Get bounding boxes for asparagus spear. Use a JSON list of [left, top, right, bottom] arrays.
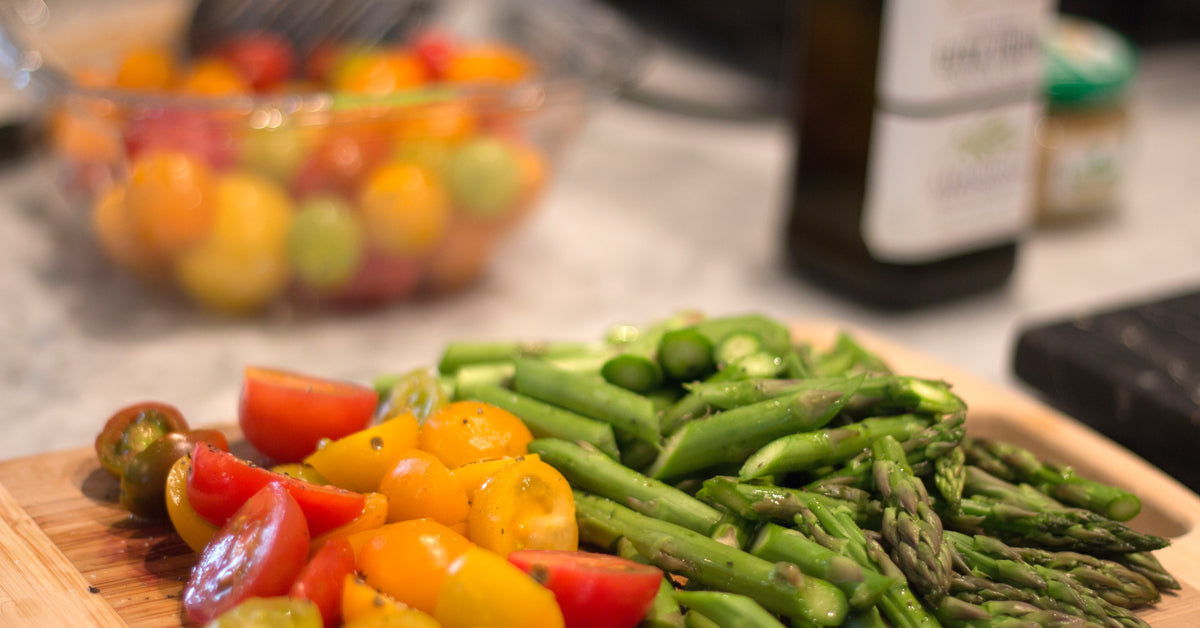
[[658, 352, 786, 436], [804, 412, 966, 490], [1116, 551, 1180, 592], [810, 331, 893, 377], [945, 531, 1146, 628], [513, 357, 662, 450], [460, 385, 620, 459], [792, 501, 942, 628], [437, 339, 603, 374], [690, 314, 795, 360], [573, 491, 850, 626], [872, 436, 956, 605], [936, 446, 967, 512], [696, 476, 880, 528], [600, 312, 704, 393], [672, 591, 788, 628], [649, 378, 863, 481], [749, 522, 900, 609], [962, 438, 1141, 522], [965, 533, 1160, 609], [686, 375, 964, 416], [738, 413, 929, 481], [936, 597, 1094, 628], [528, 437, 726, 536], [947, 467, 1169, 554], [658, 328, 716, 382]]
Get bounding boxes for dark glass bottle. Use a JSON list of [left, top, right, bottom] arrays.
[[784, 0, 1050, 309]]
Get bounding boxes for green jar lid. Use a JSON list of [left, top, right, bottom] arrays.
[[1043, 16, 1137, 108]]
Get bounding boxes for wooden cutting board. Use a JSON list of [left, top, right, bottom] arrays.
[[2, 322, 1199, 627]]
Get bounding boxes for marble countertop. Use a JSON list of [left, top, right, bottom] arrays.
[[2, 43, 1199, 462]]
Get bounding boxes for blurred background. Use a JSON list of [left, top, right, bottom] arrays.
[[1, 0, 1199, 494]]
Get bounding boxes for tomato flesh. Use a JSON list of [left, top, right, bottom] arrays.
[[187, 443, 366, 536], [94, 401, 190, 478], [238, 366, 378, 463], [290, 536, 357, 628], [184, 482, 311, 624], [507, 550, 663, 628]]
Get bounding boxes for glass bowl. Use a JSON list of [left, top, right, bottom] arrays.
[[0, 0, 643, 314]]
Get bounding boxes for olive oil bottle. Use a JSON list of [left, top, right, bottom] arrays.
[[784, 0, 1054, 309]]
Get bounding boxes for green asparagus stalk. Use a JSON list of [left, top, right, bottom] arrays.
[[810, 331, 893, 377], [528, 437, 726, 536], [690, 314, 795, 360], [945, 531, 1145, 628], [935, 597, 1092, 628], [686, 375, 963, 416], [872, 436, 956, 605], [460, 385, 620, 459], [696, 476, 880, 528], [658, 328, 716, 382], [683, 610, 722, 628], [513, 358, 662, 450], [448, 352, 612, 393], [672, 591, 787, 628], [966, 533, 1160, 609], [1115, 551, 1180, 592], [804, 412, 966, 490], [573, 491, 849, 626], [749, 522, 901, 609], [738, 413, 929, 481], [962, 438, 1141, 522], [437, 339, 604, 374], [949, 467, 1169, 554], [658, 352, 787, 436], [601, 312, 704, 393], [936, 446, 967, 512], [792, 501, 942, 628], [649, 378, 862, 481]]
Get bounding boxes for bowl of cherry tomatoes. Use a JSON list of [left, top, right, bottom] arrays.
[[0, 0, 642, 314]]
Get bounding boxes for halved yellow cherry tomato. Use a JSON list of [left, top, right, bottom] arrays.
[[311, 491, 389, 553], [466, 457, 577, 556], [165, 454, 219, 553], [304, 413, 420, 493], [341, 573, 409, 624], [357, 518, 474, 615], [378, 450, 469, 526], [418, 400, 532, 469], [450, 453, 540, 501], [343, 607, 442, 628], [433, 545, 564, 628]]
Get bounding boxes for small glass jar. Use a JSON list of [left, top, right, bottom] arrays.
[[1035, 16, 1137, 225]]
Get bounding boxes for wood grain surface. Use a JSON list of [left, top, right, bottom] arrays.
[[1, 322, 1198, 626]]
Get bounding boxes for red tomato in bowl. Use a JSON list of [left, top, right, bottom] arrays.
[[183, 482, 310, 624], [123, 110, 237, 170], [507, 550, 663, 628], [187, 443, 365, 536], [238, 366, 378, 462], [214, 30, 297, 92]]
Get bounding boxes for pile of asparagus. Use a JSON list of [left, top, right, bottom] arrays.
[[431, 312, 1178, 628]]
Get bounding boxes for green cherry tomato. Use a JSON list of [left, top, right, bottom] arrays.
[[95, 401, 190, 478], [120, 429, 230, 520], [374, 367, 450, 423], [445, 136, 522, 217], [203, 596, 323, 628], [286, 196, 366, 291]]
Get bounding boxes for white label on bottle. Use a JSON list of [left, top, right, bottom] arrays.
[[862, 101, 1039, 263], [878, 0, 1053, 106]]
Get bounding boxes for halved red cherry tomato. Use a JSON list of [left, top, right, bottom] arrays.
[[119, 429, 228, 520], [183, 482, 311, 624], [187, 443, 366, 536], [507, 549, 663, 628], [238, 366, 378, 463], [290, 536, 357, 628], [94, 401, 190, 478]]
